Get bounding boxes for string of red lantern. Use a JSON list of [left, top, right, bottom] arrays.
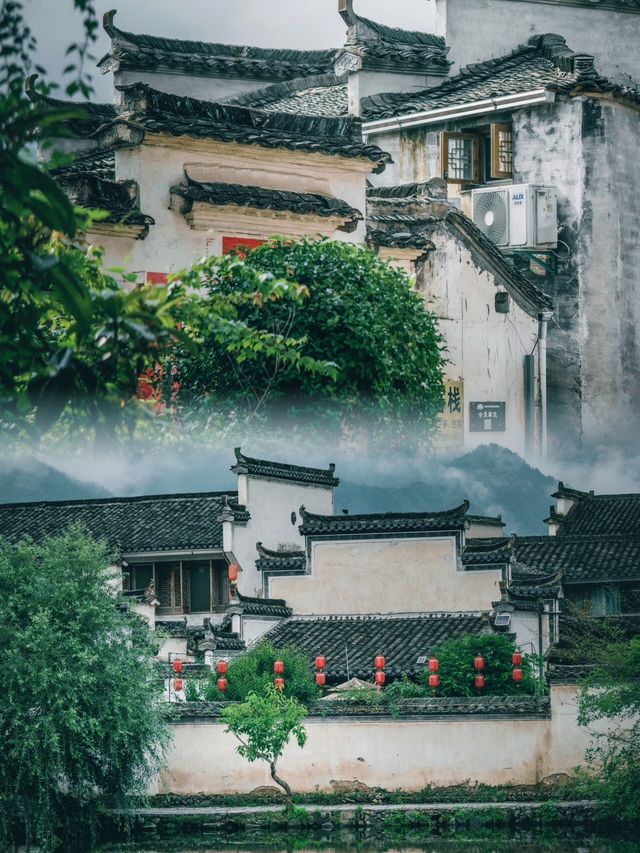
[[374, 655, 386, 687], [428, 657, 440, 693], [217, 660, 228, 693], [315, 655, 326, 687], [274, 660, 285, 691]]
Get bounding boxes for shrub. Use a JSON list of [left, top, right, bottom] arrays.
[[205, 642, 318, 703], [423, 633, 536, 697]]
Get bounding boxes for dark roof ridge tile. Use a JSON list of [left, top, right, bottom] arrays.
[[232, 447, 339, 487], [300, 500, 471, 525], [225, 73, 347, 109], [0, 489, 240, 511]]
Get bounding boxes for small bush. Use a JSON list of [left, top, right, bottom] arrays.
[[424, 633, 536, 697], [205, 642, 318, 703]]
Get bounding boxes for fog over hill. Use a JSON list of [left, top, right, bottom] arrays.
[[1, 444, 559, 535]]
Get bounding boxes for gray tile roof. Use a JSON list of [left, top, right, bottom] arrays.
[[262, 612, 489, 679], [231, 448, 339, 488], [299, 501, 471, 536], [552, 491, 640, 537], [58, 172, 154, 234], [0, 492, 248, 553], [25, 76, 116, 137], [361, 33, 640, 122], [235, 592, 292, 619], [102, 10, 338, 81], [111, 83, 391, 173], [52, 147, 116, 181], [226, 74, 349, 118], [170, 177, 362, 232], [513, 535, 640, 584], [462, 537, 512, 567], [367, 227, 435, 253], [255, 543, 306, 574]]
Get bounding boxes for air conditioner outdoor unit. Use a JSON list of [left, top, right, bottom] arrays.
[[472, 184, 557, 249]]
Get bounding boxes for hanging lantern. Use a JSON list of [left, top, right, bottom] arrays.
[[428, 673, 440, 690], [374, 670, 386, 687], [217, 660, 228, 675], [172, 660, 183, 674], [512, 651, 522, 666], [475, 674, 486, 690], [274, 677, 285, 691], [474, 656, 485, 671], [428, 658, 439, 673], [274, 660, 284, 675], [374, 655, 385, 670], [512, 667, 523, 684], [315, 655, 326, 670], [217, 677, 228, 693], [174, 678, 183, 692], [315, 672, 326, 687], [228, 563, 239, 583]]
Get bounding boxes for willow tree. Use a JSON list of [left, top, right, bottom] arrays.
[[0, 525, 170, 851]]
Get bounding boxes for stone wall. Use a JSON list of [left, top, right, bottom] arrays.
[[152, 686, 606, 795]]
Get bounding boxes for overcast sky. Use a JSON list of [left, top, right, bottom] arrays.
[[25, 0, 437, 102]]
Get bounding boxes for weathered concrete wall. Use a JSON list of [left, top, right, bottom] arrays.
[[233, 476, 333, 598], [418, 222, 540, 457], [578, 99, 640, 447], [435, 0, 640, 83], [269, 536, 501, 614], [153, 685, 603, 794]]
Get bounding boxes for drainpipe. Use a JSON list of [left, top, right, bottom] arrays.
[[537, 311, 553, 461]]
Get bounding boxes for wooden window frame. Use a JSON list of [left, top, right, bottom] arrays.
[[439, 131, 482, 184], [490, 122, 514, 179]]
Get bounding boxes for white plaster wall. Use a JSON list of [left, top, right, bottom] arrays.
[[93, 136, 370, 275], [242, 615, 283, 646], [419, 225, 540, 457], [113, 69, 271, 103], [269, 537, 501, 615], [434, 0, 640, 83], [510, 610, 541, 656], [153, 684, 613, 794], [232, 477, 334, 598]]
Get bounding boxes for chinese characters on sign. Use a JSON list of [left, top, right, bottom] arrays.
[[469, 401, 506, 432], [434, 380, 465, 449]]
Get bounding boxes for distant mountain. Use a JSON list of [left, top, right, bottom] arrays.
[[0, 444, 555, 535], [0, 456, 110, 504], [336, 444, 556, 535]]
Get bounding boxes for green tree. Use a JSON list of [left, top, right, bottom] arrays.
[[577, 634, 640, 821], [170, 239, 446, 444], [0, 524, 171, 851], [205, 641, 318, 704], [221, 685, 307, 811], [426, 633, 536, 697]]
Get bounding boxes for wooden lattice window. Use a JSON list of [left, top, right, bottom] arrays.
[[491, 123, 514, 179], [439, 132, 481, 184]]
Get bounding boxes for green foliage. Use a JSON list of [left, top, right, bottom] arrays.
[[170, 238, 446, 444], [578, 635, 640, 822], [0, 524, 171, 851], [221, 685, 307, 806], [205, 642, 318, 704], [426, 633, 536, 697]]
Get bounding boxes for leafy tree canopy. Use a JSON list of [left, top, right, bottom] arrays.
[[0, 524, 171, 851], [170, 239, 446, 444]]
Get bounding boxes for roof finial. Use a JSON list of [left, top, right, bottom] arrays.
[[103, 9, 118, 39], [338, 0, 357, 26]]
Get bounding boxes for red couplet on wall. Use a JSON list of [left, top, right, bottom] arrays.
[[146, 271, 169, 285], [222, 237, 264, 256]]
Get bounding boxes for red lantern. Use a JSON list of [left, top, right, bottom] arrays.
[[512, 651, 522, 666], [217, 677, 228, 693], [315, 656, 326, 670], [274, 660, 284, 675], [274, 677, 285, 691], [174, 678, 183, 691], [512, 667, 523, 684], [428, 673, 440, 690], [228, 563, 239, 583], [172, 660, 183, 674], [428, 658, 439, 673], [474, 656, 485, 671], [217, 660, 228, 675], [374, 655, 385, 670], [374, 670, 386, 686], [475, 674, 486, 690], [315, 672, 326, 687]]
